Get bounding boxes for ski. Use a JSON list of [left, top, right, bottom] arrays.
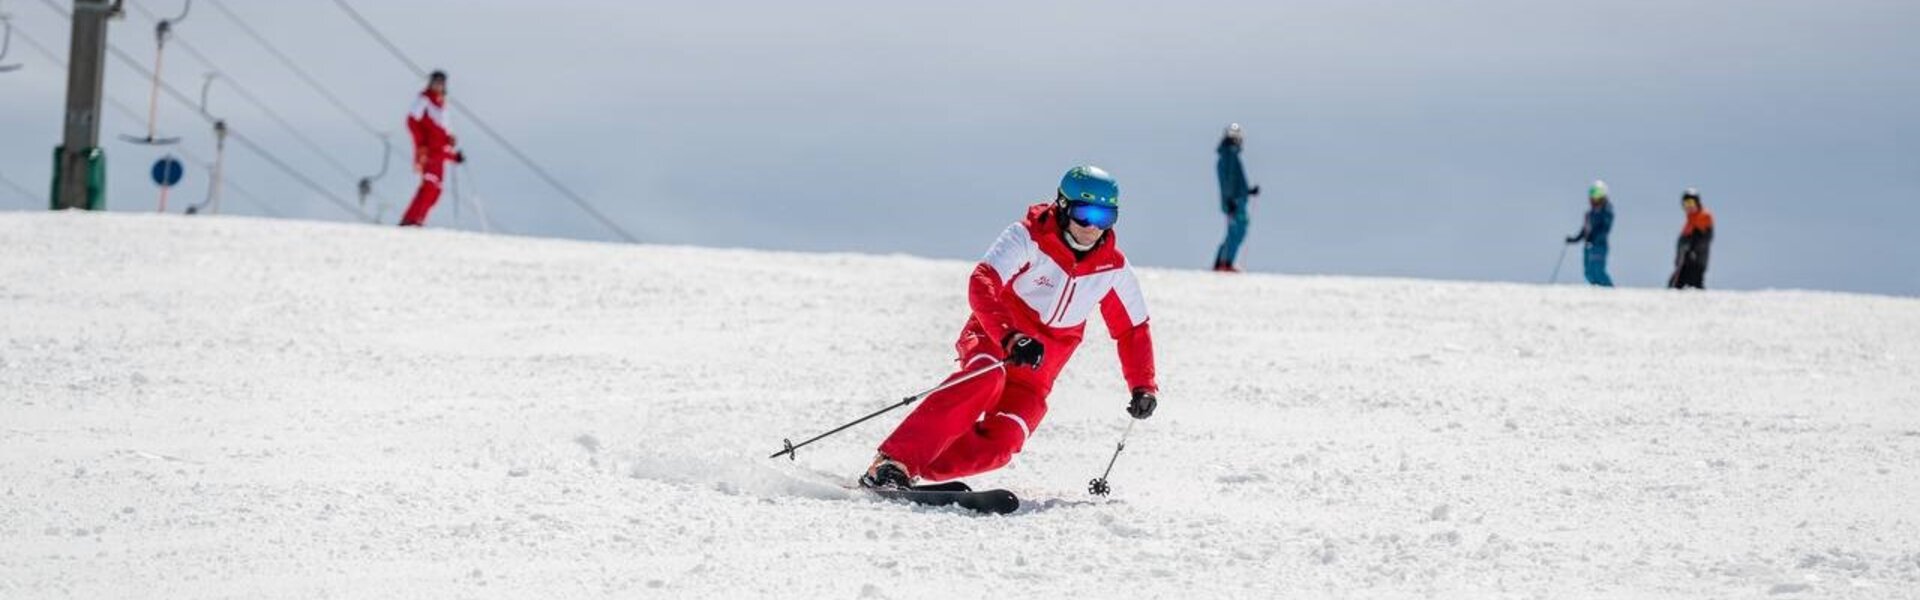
[[904, 481, 971, 493], [837, 480, 971, 494], [866, 486, 1019, 515]]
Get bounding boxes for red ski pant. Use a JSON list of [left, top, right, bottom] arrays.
[[400, 159, 446, 226], [878, 321, 1072, 482]]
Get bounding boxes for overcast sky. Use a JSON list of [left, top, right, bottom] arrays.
[[3, 0, 1915, 295]]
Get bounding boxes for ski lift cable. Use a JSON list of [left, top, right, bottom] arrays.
[[327, 0, 642, 243], [2, 12, 63, 66], [123, 1, 364, 184], [200, 0, 382, 137], [97, 40, 375, 222], [325, 0, 425, 76], [20, 1, 178, 138], [29, 0, 179, 144], [197, 0, 395, 199], [11, 23, 174, 133], [37, 0, 385, 223], [9, 18, 287, 218], [224, 128, 371, 222], [36, 0, 365, 220], [127, 3, 399, 212], [0, 170, 38, 206], [11, 19, 175, 148]]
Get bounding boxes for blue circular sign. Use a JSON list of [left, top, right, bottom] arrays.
[[151, 156, 185, 187]]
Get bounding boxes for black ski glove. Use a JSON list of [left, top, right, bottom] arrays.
[[1248, 185, 1261, 197], [452, 151, 467, 164], [1565, 235, 1579, 244], [1003, 332, 1045, 370], [1127, 388, 1157, 419]]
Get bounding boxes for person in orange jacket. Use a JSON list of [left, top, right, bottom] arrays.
[[1668, 188, 1714, 289]]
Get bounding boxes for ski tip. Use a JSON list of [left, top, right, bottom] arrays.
[[985, 491, 1020, 515], [968, 489, 1020, 515]]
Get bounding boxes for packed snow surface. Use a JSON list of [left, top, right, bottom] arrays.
[[3, 212, 1918, 598]]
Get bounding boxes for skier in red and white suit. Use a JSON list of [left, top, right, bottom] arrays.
[[400, 70, 464, 227], [862, 166, 1159, 488]]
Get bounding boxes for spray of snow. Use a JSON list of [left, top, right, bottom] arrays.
[[617, 448, 853, 501]]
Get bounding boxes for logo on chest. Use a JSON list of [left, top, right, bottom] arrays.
[[1031, 275, 1058, 289]]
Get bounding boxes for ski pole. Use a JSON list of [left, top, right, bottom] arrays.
[[1087, 419, 1135, 496], [457, 163, 494, 233], [450, 159, 461, 223], [1549, 242, 1572, 284], [770, 358, 1006, 460]]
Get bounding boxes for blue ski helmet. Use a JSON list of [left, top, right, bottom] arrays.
[[1059, 165, 1119, 208]]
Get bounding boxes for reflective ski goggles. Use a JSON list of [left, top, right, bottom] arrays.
[[1065, 201, 1119, 230]]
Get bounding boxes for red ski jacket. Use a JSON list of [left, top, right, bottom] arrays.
[[406, 89, 456, 166], [969, 203, 1158, 393]]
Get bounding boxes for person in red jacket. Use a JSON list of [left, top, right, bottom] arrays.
[[400, 70, 465, 227], [861, 166, 1160, 489]]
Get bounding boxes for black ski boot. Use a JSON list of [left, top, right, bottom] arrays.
[[859, 456, 913, 490]]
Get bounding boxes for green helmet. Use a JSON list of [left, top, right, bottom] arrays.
[[1588, 179, 1609, 201]]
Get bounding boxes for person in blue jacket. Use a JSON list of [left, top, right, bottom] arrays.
[[1564, 179, 1615, 287], [1213, 123, 1260, 272]]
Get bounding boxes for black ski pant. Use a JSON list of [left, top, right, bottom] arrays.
[[1670, 261, 1707, 289]]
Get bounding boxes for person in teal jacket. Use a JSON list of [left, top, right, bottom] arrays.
[[1564, 180, 1615, 287], [1213, 123, 1260, 272]]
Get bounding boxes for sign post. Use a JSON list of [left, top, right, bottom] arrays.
[[151, 154, 184, 212]]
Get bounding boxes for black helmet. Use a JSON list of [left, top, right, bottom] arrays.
[[1681, 187, 1701, 203]]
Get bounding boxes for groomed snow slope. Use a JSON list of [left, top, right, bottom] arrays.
[[2, 212, 1917, 598]]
